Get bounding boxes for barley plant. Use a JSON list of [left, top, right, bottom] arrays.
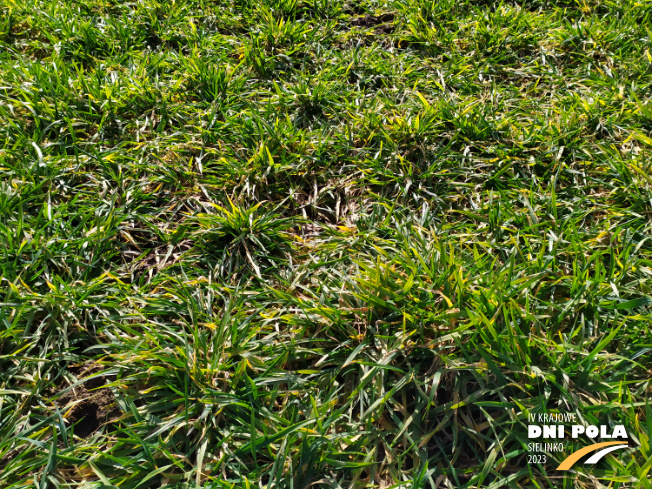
[[1, 0, 651, 487]]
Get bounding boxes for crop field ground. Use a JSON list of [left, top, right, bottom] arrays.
[[1, 0, 652, 487]]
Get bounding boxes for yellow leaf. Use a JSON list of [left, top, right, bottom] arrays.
[[415, 90, 430, 108], [337, 226, 356, 233]]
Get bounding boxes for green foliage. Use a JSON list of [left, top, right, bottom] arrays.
[[191, 200, 296, 276], [1, 0, 652, 487]]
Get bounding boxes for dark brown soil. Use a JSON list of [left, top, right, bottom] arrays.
[[56, 364, 120, 438], [373, 23, 395, 35], [0, 447, 21, 471], [350, 13, 395, 28]]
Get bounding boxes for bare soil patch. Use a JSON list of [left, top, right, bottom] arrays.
[[56, 364, 120, 438]]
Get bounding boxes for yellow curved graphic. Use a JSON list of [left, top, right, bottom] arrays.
[[556, 441, 625, 470]]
